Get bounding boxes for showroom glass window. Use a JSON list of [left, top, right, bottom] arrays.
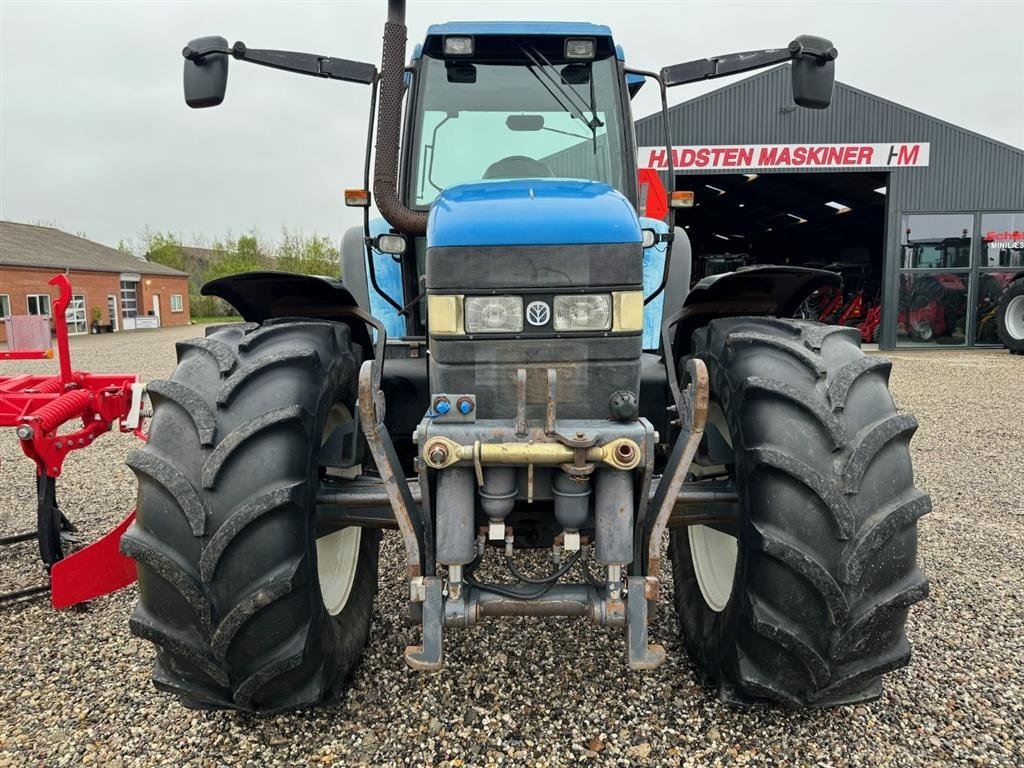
[[975, 211, 1024, 345], [898, 214, 972, 346]]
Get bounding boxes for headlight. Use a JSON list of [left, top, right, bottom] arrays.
[[465, 296, 523, 333], [553, 294, 611, 331]]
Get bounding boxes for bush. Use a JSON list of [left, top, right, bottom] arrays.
[[189, 294, 234, 318]]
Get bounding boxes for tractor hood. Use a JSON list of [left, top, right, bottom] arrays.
[[426, 179, 642, 248]]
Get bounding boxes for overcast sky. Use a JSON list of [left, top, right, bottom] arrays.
[[1, 0, 1022, 251]]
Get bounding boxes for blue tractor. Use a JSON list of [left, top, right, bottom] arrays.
[[124, 1, 930, 712]]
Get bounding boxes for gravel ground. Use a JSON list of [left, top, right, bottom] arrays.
[[1, 328, 1021, 767]]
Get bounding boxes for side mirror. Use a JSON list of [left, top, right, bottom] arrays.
[[790, 35, 835, 109], [183, 36, 229, 108]]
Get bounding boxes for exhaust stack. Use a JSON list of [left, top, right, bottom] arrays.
[[373, 0, 429, 235]]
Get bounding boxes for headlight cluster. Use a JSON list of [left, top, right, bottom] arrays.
[[428, 291, 643, 336], [465, 296, 523, 333], [553, 295, 611, 331]]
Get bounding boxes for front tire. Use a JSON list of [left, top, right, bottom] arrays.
[[670, 317, 930, 707], [123, 320, 379, 713], [996, 278, 1024, 354]]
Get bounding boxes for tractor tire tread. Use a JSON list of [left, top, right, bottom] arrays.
[[724, 331, 828, 377], [746, 598, 831, 687], [145, 379, 217, 446], [670, 317, 929, 707], [216, 348, 321, 407], [175, 337, 238, 375], [842, 414, 919, 493], [747, 447, 855, 539], [743, 375, 846, 448], [827, 357, 892, 411], [200, 404, 309, 490], [125, 450, 206, 536], [839, 492, 931, 583], [752, 521, 849, 625], [832, 569, 930, 660], [120, 526, 211, 633], [209, 560, 301, 661], [129, 605, 228, 687], [198, 482, 302, 582], [127, 319, 375, 713]]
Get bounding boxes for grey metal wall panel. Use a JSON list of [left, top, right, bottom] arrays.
[[635, 65, 1024, 348]]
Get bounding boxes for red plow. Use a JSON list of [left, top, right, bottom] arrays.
[[1, 274, 143, 607]]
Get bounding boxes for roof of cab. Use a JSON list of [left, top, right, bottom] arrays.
[[424, 21, 613, 38], [415, 22, 621, 61]]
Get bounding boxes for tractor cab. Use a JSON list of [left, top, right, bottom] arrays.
[[407, 23, 634, 208]]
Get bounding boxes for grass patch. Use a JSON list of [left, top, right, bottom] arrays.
[[191, 316, 242, 325]]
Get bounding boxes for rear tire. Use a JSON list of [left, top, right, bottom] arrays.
[[996, 278, 1024, 354], [670, 317, 930, 707], [123, 319, 379, 713]]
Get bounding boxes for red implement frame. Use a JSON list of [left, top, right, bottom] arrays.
[[0, 274, 143, 607]]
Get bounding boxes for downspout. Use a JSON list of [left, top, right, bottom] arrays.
[[373, 0, 429, 235]]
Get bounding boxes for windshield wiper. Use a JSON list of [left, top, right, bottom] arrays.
[[519, 45, 603, 155]]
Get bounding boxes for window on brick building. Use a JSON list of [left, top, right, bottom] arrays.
[[0, 294, 10, 319], [170, 294, 183, 313], [120, 281, 138, 319], [27, 294, 52, 316]]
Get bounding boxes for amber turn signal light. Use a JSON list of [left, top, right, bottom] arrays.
[[344, 188, 371, 207], [670, 191, 695, 208]]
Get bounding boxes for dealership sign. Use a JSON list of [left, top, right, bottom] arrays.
[[638, 143, 930, 171]]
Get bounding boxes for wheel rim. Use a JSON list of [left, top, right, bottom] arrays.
[[914, 321, 933, 341], [316, 404, 361, 617], [317, 527, 362, 616], [1006, 295, 1024, 340], [689, 403, 739, 613]]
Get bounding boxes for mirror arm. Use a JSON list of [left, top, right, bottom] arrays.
[[661, 39, 837, 87], [182, 41, 376, 85]]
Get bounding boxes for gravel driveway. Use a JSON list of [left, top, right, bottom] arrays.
[[1, 327, 1021, 767]]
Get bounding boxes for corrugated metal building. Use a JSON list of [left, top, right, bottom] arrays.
[[632, 65, 1024, 349]]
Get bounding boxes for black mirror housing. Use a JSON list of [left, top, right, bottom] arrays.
[[184, 36, 229, 108], [790, 35, 836, 109]]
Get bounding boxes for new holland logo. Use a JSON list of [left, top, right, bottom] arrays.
[[526, 301, 550, 327]]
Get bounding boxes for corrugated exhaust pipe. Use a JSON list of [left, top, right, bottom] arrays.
[[373, 0, 429, 235]]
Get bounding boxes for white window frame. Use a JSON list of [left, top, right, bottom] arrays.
[[27, 293, 52, 316], [170, 294, 184, 313], [120, 280, 138, 319], [0, 294, 10, 319]]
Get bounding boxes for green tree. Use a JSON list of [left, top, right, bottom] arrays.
[[143, 231, 186, 272], [204, 231, 271, 282], [276, 227, 340, 277]]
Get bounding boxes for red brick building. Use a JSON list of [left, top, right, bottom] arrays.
[[0, 221, 190, 344]]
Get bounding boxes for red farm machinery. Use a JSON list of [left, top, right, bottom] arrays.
[[1, 274, 143, 606]]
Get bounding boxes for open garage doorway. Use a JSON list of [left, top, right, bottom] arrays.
[[675, 170, 888, 340]]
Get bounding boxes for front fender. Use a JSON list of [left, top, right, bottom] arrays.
[[202, 271, 373, 353], [667, 265, 841, 357]]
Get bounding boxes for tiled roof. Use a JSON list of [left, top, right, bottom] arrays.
[[0, 221, 188, 277]]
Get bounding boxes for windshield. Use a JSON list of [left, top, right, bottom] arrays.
[[409, 50, 627, 207]]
